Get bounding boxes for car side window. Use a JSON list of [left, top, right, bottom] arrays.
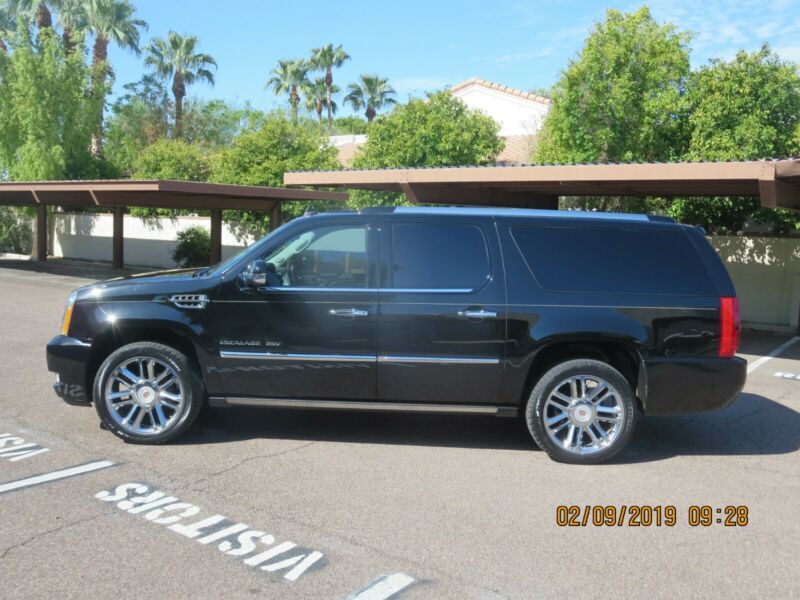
[[260, 225, 368, 288], [390, 223, 490, 290]]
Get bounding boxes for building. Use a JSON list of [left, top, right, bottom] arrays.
[[331, 78, 551, 166]]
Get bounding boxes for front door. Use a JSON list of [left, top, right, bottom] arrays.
[[212, 220, 378, 400], [376, 218, 506, 405]]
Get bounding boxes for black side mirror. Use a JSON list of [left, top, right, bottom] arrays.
[[239, 259, 270, 288]]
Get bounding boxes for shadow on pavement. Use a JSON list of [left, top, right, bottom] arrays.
[[184, 392, 800, 463]]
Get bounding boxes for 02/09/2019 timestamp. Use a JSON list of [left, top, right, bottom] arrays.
[[555, 505, 749, 527]]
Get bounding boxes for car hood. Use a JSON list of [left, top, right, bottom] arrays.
[[75, 267, 217, 302]]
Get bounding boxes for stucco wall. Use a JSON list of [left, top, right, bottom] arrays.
[[52, 213, 253, 269], [709, 236, 800, 330]]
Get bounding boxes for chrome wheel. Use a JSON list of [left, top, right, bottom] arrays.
[[103, 356, 185, 436], [543, 375, 625, 455]]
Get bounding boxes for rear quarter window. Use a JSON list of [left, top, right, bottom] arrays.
[[510, 225, 716, 296]]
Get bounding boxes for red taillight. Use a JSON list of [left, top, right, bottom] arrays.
[[719, 296, 740, 358]]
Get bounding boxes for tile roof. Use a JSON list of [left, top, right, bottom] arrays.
[[450, 77, 551, 105]]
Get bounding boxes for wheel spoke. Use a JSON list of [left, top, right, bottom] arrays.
[[155, 405, 167, 428], [546, 412, 569, 426], [563, 424, 576, 448], [592, 422, 609, 441], [596, 405, 620, 415], [116, 367, 139, 385], [585, 425, 600, 445], [159, 377, 178, 392], [154, 369, 172, 385], [587, 384, 608, 403], [569, 379, 578, 400], [146, 360, 156, 381], [113, 400, 134, 409], [107, 390, 131, 401], [596, 415, 621, 423], [551, 391, 572, 406], [132, 406, 146, 429], [122, 405, 138, 426]]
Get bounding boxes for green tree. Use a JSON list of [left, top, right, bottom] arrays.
[[0, 20, 100, 180], [132, 138, 208, 181], [348, 91, 503, 207], [670, 45, 800, 233], [344, 74, 397, 122], [4, 0, 53, 29], [182, 99, 266, 147], [266, 58, 310, 125], [332, 115, 368, 135], [303, 76, 338, 124], [145, 31, 216, 139], [209, 113, 340, 233], [309, 43, 349, 130], [80, 0, 146, 156], [0, 4, 14, 51], [533, 7, 691, 212], [105, 74, 172, 172], [128, 138, 209, 220]]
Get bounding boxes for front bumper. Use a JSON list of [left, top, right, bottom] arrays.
[[47, 335, 92, 405], [642, 356, 747, 415]]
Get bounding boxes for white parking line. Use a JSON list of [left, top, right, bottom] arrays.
[[0, 460, 115, 494], [346, 573, 416, 600], [747, 336, 800, 374]]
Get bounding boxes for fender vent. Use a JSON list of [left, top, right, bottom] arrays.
[[169, 294, 209, 309]]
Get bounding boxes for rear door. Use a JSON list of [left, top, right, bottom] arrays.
[[376, 217, 506, 405]]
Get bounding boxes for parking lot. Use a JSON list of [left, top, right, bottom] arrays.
[[1, 258, 799, 599]]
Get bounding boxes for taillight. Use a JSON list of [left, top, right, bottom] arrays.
[[719, 296, 740, 358]]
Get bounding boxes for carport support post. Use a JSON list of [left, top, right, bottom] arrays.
[[112, 206, 124, 269], [36, 205, 47, 261], [210, 208, 222, 264], [270, 202, 283, 232]]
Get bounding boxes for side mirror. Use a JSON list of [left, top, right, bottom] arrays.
[[239, 259, 269, 288]]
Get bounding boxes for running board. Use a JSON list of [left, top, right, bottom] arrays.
[[208, 396, 518, 417]]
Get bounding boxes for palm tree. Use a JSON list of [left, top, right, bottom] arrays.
[[56, 0, 86, 53], [4, 0, 53, 28], [304, 77, 338, 124], [344, 75, 397, 123], [266, 59, 310, 125], [81, 0, 146, 156], [145, 31, 217, 139], [309, 43, 349, 130]]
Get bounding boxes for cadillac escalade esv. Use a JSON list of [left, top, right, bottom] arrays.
[[46, 207, 746, 464]]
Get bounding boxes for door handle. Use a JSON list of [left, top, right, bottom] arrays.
[[329, 308, 369, 318], [457, 309, 498, 320]]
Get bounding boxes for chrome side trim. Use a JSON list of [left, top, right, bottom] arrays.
[[378, 355, 500, 365], [220, 351, 376, 362], [209, 396, 501, 414], [255, 287, 474, 294]]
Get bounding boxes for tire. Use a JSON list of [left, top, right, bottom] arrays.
[[93, 342, 204, 444], [525, 359, 637, 465]]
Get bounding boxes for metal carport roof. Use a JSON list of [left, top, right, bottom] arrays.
[[284, 159, 800, 211]]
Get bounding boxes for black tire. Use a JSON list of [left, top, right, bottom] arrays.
[[525, 359, 637, 465], [93, 342, 204, 444]]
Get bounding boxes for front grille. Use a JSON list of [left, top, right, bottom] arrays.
[[169, 294, 209, 310]]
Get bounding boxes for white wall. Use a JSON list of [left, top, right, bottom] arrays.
[[709, 236, 800, 330], [52, 213, 254, 269], [451, 85, 550, 136]]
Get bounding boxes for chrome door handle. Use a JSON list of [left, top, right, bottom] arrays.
[[329, 308, 369, 318], [457, 309, 498, 320]]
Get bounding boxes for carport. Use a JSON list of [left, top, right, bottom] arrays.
[[0, 180, 348, 268], [284, 158, 800, 211]]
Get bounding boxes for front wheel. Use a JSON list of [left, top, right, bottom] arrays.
[[525, 359, 638, 464], [94, 342, 204, 444]]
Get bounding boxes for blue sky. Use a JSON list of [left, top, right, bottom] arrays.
[[105, 0, 800, 116]]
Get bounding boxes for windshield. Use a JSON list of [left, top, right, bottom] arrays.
[[200, 220, 294, 278]]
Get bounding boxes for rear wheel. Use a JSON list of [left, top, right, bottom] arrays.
[[525, 359, 637, 464], [93, 342, 204, 444]]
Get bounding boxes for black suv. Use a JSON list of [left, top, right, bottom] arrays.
[[47, 207, 746, 464]]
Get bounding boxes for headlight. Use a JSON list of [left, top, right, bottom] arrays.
[[60, 291, 78, 336]]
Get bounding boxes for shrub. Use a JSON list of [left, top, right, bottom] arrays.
[[0, 207, 34, 254], [171, 226, 211, 268]]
